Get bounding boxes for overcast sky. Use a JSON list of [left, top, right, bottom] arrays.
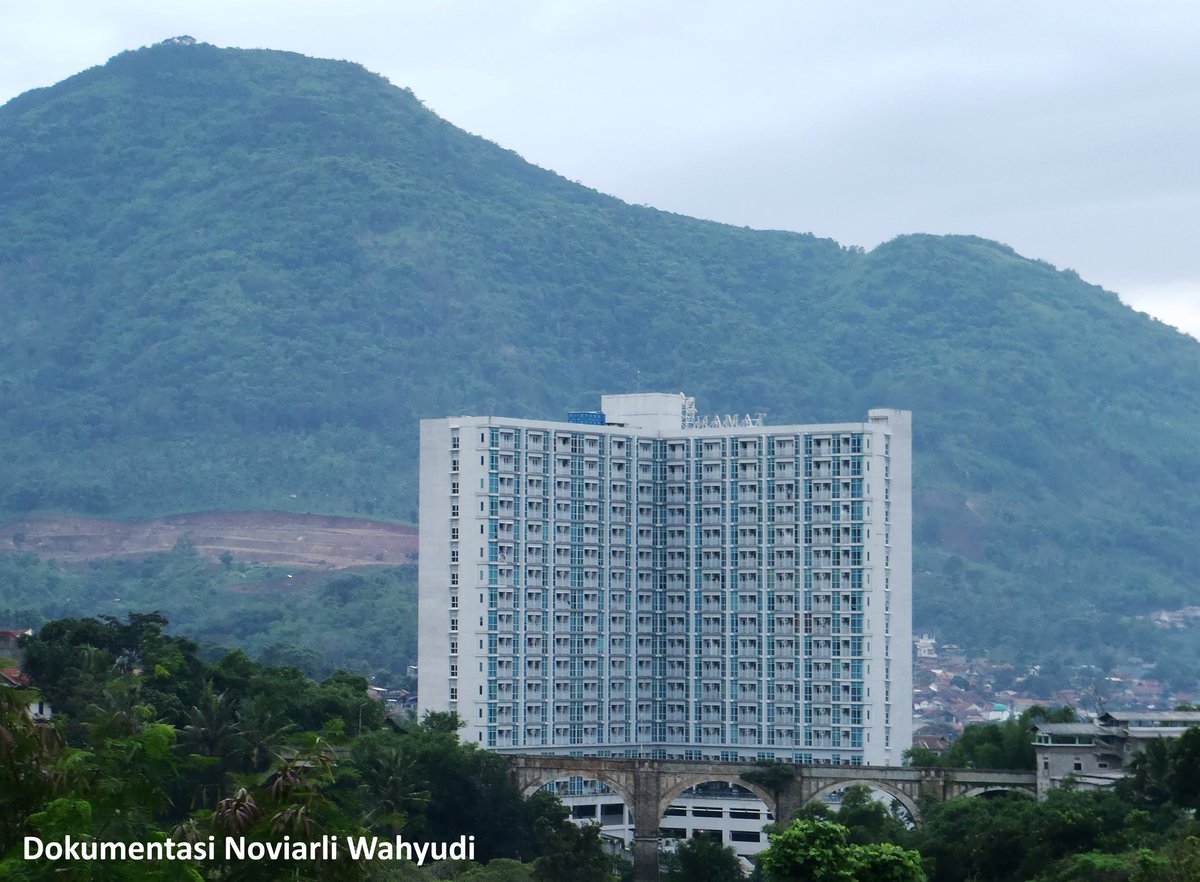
[[3, 1, 1198, 339]]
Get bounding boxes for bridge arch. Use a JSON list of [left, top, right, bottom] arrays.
[[520, 768, 643, 811], [805, 779, 920, 825], [517, 768, 635, 813], [657, 773, 776, 821]]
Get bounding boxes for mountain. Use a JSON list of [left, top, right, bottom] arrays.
[[1, 39, 1198, 681]]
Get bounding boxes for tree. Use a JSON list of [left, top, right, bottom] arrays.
[[937, 706, 1076, 770], [662, 835, 743, 882], [760, 818, 925, 882], [458, 859, 537, 882], [903, 746, 942, 767], [832, 785, 909, 845], [351, 730, 430, 833], [180, 684, 244, 758], [19, 613, 207, 740], [0, 685, 71, 846], [1165, 726, 1200, 810], [7, 613, 617, 882], [234, 693, 297, 771], [1119, 739, 1173, 806], [531, 822, 611, 882], [1033, 849, 1153, 882], [856, 842, 929, 882], [911, 793, 1035, 882]]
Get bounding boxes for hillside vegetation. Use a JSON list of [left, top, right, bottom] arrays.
[[0, 543, 417, 681], [1, 39, 1198, 677]]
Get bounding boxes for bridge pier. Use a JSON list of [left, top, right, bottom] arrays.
[[631, 835, 660, 882], [919, 768, 949, 803], [630, 764, 663, 882], [776, 785, 805, 826]]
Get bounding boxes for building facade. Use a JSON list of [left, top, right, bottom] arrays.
[[418, 393, 912, 766], [555, 779, 775, 860], [1032, 711, 1200, 796]]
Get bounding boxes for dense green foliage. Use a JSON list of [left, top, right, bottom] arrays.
[[784, 768, 1200, 882], [1117, 725, 1200, 811], [2, 614, 608, 881], [910, 789, 1199, 882], [792, 785, 912, 845], [7, 617, 1200, 881], [1, 40, 1199, 676], [759, 817, 926, 882], [661, 835, 743, 882], [903, 706, 1077, 770], [0, 542, 417, 681]]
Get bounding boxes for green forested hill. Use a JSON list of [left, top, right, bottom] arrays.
[[1, 39, 1198, 678]]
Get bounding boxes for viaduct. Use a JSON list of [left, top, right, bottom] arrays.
[[506, 754, 1036, 882]]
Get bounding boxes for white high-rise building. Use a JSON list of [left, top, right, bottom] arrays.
[[419, 393, 911, 766]]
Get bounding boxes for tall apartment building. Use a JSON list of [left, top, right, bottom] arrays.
[[418, 393, 912, 766]]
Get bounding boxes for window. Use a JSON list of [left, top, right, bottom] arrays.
[[1073, 759, 1083, 772]]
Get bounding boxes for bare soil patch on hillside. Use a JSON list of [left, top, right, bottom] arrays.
[[0, 511, 418, 570]]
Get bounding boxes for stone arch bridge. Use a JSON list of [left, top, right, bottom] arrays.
[[506, 754, 1035, 882]]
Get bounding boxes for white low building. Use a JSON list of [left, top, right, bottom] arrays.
[[547, 777, 774, 859]]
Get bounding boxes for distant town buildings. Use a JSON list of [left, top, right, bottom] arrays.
[[1150, 605, 1200, 629], [915, 634, 937, 659], [911, 642, 1200, 737]]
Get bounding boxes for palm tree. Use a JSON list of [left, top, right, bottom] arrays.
[[180, 683, 244, 759], [235, 694, 297, 772], [1119, 738, 1171, 805], [356, 742, 430, 833]]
